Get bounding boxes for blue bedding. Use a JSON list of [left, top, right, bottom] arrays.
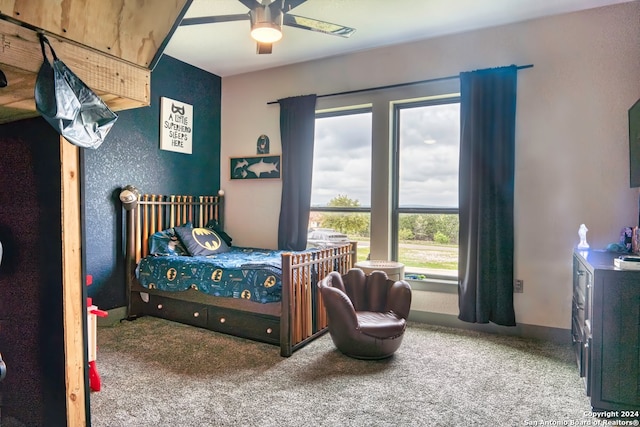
[[136, 247, 288, 304]]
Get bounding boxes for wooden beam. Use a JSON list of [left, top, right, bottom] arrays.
[[0, 17, 150, 123], [60, 139, 86, 427], [0, 0, 190, 68], [0, 18, 150, 103]]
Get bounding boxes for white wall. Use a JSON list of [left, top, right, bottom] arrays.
[[220, 2, 640, 330]]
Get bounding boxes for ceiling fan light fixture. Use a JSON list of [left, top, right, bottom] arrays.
[[250, 5, 283, 44], [250, 23, 282, 43]]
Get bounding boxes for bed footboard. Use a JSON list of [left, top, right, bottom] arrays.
[[280, 242, 357, 357]]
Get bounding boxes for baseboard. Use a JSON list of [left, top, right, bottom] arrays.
[[100, 306, 570, 345], [408, 310, 570, 345]]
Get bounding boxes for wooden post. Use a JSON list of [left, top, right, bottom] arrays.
[[125, 206, 137, 319], [280, 253, 292, 357], [169, 195, 175, 228], [60, 139, 86, 426], [135, 202, 142, 262], [150, 195, 157, 235]]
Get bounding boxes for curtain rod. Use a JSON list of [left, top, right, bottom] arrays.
[[267, 64, 533, 105]]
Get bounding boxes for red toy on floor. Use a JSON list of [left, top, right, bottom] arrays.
[[86, 275, 108, 392]]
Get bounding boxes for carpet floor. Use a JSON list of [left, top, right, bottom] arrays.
[[89, 317, 593, 427]]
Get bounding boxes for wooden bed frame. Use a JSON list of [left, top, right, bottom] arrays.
[[122, 189, 357, 356]]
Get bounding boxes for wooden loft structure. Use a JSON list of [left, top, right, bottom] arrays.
[[0, 0, 192, 124], [0, 1, 192, 425]]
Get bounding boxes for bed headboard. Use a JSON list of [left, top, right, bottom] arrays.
[[120, 186, 225, 265]]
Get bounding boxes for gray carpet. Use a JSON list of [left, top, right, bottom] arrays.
[[90, 317, 592, 427]]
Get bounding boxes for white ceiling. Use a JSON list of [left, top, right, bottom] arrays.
[[164, 0, 634, 77]]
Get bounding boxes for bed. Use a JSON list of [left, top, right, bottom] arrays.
[[121, 187, 357, 356]]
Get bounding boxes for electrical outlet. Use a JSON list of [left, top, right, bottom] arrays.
[[514, 279, 524, 293]]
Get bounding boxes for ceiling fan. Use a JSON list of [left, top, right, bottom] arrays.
[[179, 0, 356, 54]]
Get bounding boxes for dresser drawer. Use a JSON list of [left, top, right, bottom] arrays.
[[573, 267, 587, 304], [572, 296, 585, 327], [583, 334, 591, 397], [571, 315, 584, 377]]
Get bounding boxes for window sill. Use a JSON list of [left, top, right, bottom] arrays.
[[405, 276, 458, 294]]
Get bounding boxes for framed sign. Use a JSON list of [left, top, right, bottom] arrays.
[[230, 155, 281, 180], [160, 97, 193, 154]]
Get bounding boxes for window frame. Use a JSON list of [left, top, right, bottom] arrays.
[[310, 107, 373, 258], [311, 106, 373, 209], [390, 96, 461, 280]]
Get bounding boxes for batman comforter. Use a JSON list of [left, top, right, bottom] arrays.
[[136, 247, 287, 304]]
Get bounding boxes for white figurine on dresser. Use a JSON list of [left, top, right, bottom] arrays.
[[577, 224, 589, 249]]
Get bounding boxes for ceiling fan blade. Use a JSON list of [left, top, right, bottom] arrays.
[[283, 14, 356, 38], [180, 14, 249, 26], [238, 0, 260, 9], [268, 0, 285, 17], [256, 42, 273, 54], [283, 0, 308, 12]]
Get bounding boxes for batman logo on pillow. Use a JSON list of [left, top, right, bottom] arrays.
[[193, 228, 222, 250], [175, 226, 230, 256]]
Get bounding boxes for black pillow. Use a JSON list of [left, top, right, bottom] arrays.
[[174, 226, 230, 256], [205, 219, 233, 247]]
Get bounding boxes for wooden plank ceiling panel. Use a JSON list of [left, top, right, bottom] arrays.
[[0, 0, 191, 124], [0, 0, 189, 67]]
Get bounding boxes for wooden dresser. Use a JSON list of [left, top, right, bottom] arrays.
[[572, 249, 640, 412]]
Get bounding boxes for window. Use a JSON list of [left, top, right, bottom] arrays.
[[310, 108, 371, 262], [392, 98, 460, 279]]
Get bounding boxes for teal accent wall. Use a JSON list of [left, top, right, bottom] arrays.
[[83, 55, 222, 309]]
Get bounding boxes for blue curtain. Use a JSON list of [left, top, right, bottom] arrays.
[[458, 65, 517, 326], [277, 94, 318, 251]]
